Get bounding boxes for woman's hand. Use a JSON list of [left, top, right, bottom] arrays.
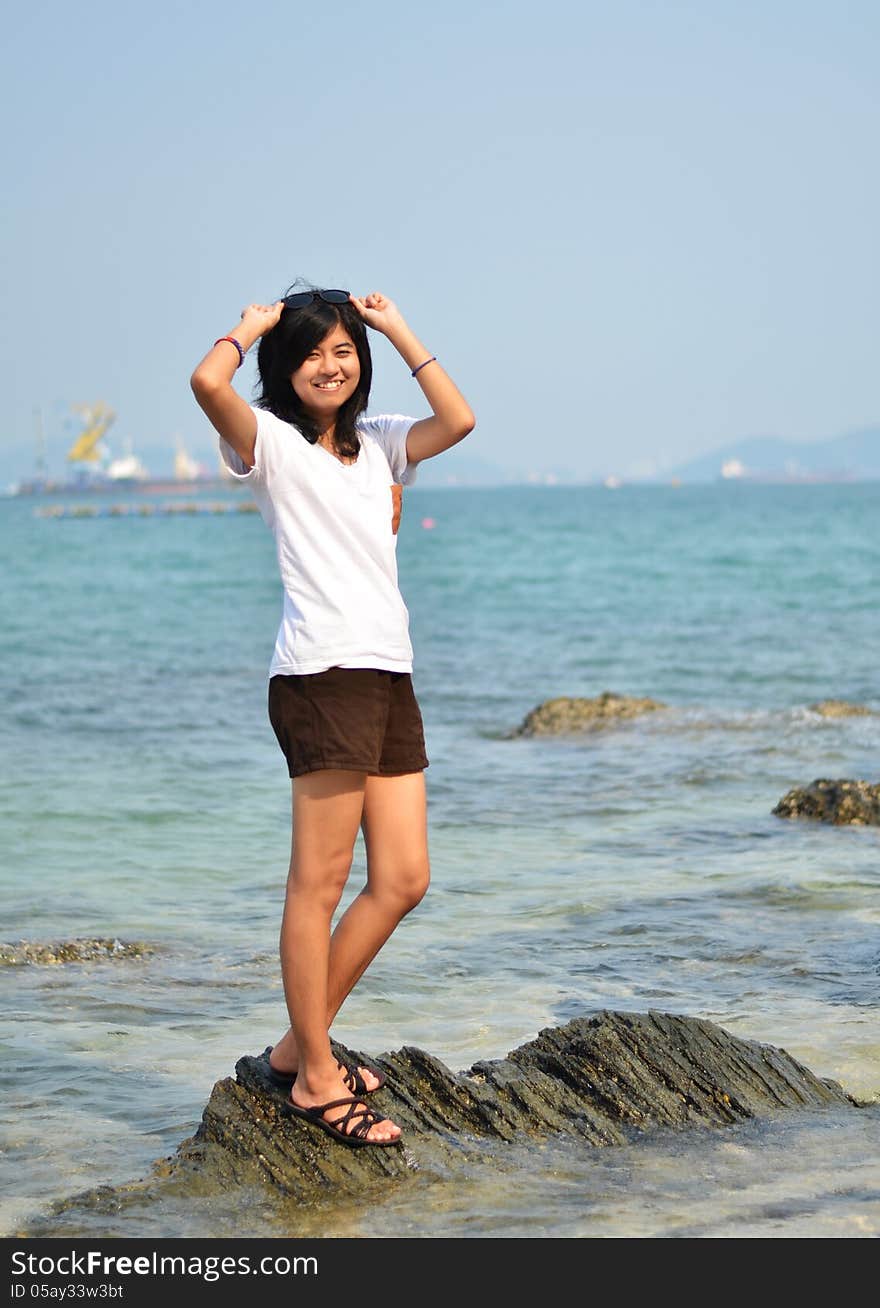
[[238, 301, 285, 343], [349, 292, 407, 338]]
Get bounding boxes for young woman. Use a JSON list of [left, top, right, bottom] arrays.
[[190, 286, 474, 1146]]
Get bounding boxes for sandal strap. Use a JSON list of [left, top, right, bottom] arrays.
[[333, 1102, 386, 1141], [322, 1097, 387, 1140], [302, 1095, 359, 1118], [338, 1061, 361, 1095]]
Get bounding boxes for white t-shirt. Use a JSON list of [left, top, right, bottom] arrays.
[[220, 406, 419, 676]]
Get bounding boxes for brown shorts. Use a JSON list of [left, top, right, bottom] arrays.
[[268, 667, 430, 779]]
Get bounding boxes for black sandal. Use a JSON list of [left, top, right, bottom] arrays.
[[264, 1048, 386, 1097], [282, 1094, 402, 1148]]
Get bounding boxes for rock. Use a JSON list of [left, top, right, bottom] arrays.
[[0, 937, 155, 966], [512, 691, 667, 736], [773, 779, 880, 826], [808, 700, 874, 717], [20, 1009, 861, 1234]]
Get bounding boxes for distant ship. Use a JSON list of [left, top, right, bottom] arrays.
[[174, 440, 202, 481], [11, 401, 145, 491], [9, 404, 239, 496], [105, 443, 151, 485], [65, 403, 151, 482], [68, 402, 153, 486]]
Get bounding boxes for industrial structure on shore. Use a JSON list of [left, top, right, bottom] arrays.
[[10, 402, 234, 496]]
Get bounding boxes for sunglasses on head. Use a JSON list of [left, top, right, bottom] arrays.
[[282, 289, 350, 309]]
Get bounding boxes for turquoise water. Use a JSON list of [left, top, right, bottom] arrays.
[[2, 480, 879, 1237]]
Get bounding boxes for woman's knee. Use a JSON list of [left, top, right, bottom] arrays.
[[287, 848, 354, 909], [374, 858, 430, 915], [403, 868, 430, 913]]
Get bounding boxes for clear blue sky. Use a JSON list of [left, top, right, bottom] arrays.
[[2, 0, 878, 484]]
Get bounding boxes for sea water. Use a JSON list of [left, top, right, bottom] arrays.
[[1, 480, 878, 1238]]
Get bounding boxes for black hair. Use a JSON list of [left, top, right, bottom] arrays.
[[254, 282, 372, 460]]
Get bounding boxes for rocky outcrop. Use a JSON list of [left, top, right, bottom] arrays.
[[773, 779, 880, 826], [21, 1009, 861, 1234], [512, 692, 667, 736], [808, 700, 874, 717], [0, 937, 155, 966]]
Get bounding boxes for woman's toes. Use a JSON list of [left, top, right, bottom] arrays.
[[371, 1118, 400, 1141]]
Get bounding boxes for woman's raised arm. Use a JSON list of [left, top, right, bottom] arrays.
[[349, 293, 475, 465], [190, 302, 283, 468]]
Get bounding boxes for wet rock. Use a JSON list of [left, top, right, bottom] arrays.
[[0, 938, 155, 966], [512, 691, 667, 736], [772, 779, 880, 826], [808, 700, 874, 717], [21, 1009, 861, 1233]]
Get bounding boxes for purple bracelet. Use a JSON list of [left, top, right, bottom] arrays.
[[411, 356, 437, 377], [214, 335, 246, 368]]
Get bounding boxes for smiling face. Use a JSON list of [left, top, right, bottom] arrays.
[[289, 322, 361, 423]]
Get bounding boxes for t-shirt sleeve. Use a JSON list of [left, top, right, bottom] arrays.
[[359, 414, 420, 485], [218, 406, 284, 484]]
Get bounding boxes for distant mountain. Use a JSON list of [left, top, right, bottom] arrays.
[[401, 425, 880, 488], [666, 427, 880, 483]]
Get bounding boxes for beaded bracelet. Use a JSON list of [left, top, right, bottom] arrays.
[[411, 356, 437, 377], [214, 335, 246, 368]]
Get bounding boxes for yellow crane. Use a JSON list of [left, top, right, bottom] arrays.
[[66, 402, 115, 464]]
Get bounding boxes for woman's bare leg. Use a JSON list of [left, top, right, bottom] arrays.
[[271, 771, 429, 1092], [329, 770, 430, 999], [278, 769, 400, 1142]]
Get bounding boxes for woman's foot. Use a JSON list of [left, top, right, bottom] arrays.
[[290, 1064, 401, 1144]]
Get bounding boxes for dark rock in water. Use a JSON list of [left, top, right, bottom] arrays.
[[808, 700, 874, 717], [773, 779, 880, 826], [0, 937, 155, 966], [21, 1010, 861, 1234], [512, 691, 667, 736]]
